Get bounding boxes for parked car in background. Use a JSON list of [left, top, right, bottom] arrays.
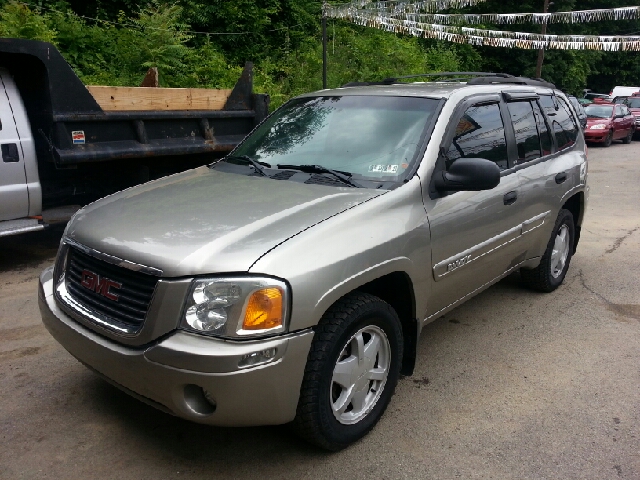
[[584, 92, 611, 102], [578, 98, 593, 106], [568, 96, 588, 130], [584, 103, 635, 146], [619, 95, 640, 138], [609, 86, 640, 99]]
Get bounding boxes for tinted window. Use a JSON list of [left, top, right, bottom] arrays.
[[532, 101, 553, 156], [624, 97, 640, 108], [507, 101, 541, 165], [539, 95, 557, 117], [551, 98, 579, 150], [446, 103, 508, 170], [232, 96, 440, 181], [585, 105, 613, 118]]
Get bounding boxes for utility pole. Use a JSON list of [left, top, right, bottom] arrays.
[[322, 3, 328, 89], [535, 0, 551, 78]]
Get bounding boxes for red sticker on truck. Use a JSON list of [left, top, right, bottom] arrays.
[[72, 131, 86, 145]]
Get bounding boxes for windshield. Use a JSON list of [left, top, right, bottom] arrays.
[[585, 105, 613, 119], [231, 95, 440, 182], [623, 97, 640, 108]]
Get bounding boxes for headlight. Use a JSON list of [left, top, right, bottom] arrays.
[[181, 277, 289, 338], [590, 124, 607, 130]]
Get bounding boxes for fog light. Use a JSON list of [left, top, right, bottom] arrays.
[[238, 347, 278, 368]]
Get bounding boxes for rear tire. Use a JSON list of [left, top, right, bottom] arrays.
[[292, 292, 403, 451], [622, 129, 634, 144], [521, 209, 575, 293], [603, 130, 613, 147]]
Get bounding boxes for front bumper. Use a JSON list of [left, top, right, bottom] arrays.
[[39, 266, 314, 426], [584, 130, 609, 142]]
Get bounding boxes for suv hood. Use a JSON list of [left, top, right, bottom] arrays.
[[65, 166, 385, 277]]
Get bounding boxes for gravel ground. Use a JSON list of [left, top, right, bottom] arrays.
[[0, 141, 638, 480]]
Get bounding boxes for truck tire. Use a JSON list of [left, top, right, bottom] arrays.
[[603, 130, 613, 147], [521, 209, 575, 293], [292, 292, 403, 451]]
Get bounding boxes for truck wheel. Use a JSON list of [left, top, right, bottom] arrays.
[[622, 129, 634, 144], [292, 292, 403, 451], [521, 209, 575, 293], [603, 130, 613, 147]]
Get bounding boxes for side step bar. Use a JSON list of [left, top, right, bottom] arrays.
[[0, 218, 44, 237], [0, 206, 80, 238]]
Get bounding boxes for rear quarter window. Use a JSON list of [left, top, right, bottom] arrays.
[[540, 96, 579, 151]]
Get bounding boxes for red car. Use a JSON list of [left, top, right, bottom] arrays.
[[620, 96, 640, 137], [584, 103, 636, 146]]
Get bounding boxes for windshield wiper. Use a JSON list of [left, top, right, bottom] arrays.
[[277, 164, 362, 188], [225, 155, 271, 177]]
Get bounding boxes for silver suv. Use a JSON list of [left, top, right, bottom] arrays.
[[39, 74, 588, 451]]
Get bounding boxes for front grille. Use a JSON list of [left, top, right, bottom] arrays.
[[65, 247, 158, 331]]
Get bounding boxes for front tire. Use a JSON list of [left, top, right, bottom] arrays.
[[521, 209, 575, 293], [292, 292, 403, 451]]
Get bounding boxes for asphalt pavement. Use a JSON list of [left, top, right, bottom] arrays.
[[0, 141, 638, 479]]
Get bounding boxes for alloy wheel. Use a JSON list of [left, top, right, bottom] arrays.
[[550, 224, 571, 278], [330, 325, 391, 425]]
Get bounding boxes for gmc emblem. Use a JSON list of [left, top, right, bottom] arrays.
[[80, 270, 122, 301]]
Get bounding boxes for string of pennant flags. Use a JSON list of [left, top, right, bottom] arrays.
[[324, 0, 640, 51]]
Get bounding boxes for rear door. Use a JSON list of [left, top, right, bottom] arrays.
[[515, 94, 584, 260], [0, 72, 28, 221], [424, 96, 526, 317]]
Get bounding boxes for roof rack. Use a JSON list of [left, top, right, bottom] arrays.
[[340, 72, 556, 89]]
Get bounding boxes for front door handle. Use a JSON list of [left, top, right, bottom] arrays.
[[503, 191, 518, 205], [555, 172, 568, 184]]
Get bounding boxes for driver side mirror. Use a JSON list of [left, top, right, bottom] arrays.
[[434, 158, 501, 192]]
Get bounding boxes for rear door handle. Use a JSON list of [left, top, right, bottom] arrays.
[[555, 172, 568, 184], [503, 191, 518, 205]]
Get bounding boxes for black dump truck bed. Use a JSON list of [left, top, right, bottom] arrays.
[[0, 38, 269, 166], [0, 38, 270, 209]]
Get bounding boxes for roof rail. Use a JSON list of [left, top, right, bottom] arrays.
[[467, 76, 556, 89], [340, 72, 556, 89]]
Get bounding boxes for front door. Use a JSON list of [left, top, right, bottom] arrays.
[[0, 72, 28, 221], [424, 99, 527, 318]]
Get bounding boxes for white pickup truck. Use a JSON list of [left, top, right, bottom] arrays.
[[0, 38, 269, 237]]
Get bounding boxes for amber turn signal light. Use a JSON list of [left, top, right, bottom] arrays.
[[242, 287, 284, 330]]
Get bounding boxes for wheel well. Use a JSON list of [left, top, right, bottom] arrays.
[[562, 192, 583, 254], [356, 272, 418, 376]]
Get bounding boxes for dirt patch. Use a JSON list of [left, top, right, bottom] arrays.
[[0, 346, 45, 362], [0, 325, 46, 342]]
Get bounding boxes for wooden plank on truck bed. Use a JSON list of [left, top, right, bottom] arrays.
[[86, 86, 233, 111]]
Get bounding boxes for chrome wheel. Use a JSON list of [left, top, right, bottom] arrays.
[[550, 224, 571, 278], [331, 325, 390, 425]]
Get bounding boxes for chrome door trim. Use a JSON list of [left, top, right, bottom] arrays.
[[521, 210, 550, 234], [433, 224, 522, 280], [432, 211, 551, 281]]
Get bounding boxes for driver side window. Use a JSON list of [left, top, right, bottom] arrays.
[[445, 103, 508, 171]]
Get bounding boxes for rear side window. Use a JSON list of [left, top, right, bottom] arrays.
[[532, 101, 553, 156], [445, 103, 508, 170], [507, 101, 541, 165], [542, 96, 578, 151]]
